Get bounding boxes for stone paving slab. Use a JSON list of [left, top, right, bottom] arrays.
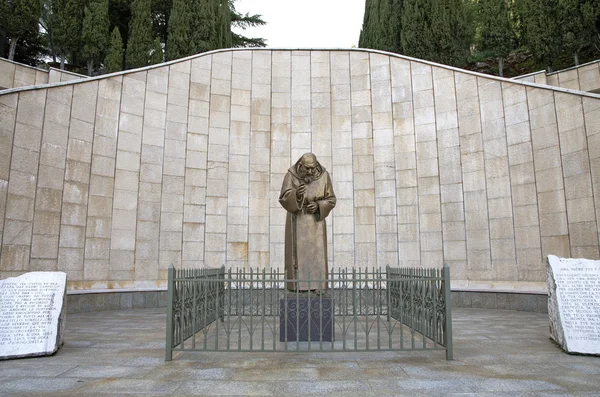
[[1, 307, 600, 396]]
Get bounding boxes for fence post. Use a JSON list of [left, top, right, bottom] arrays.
[[443, 263, 453, 360], [165, 264, 175, 361]]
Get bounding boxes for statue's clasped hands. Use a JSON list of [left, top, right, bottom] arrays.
[[306, 202, 318, 214]]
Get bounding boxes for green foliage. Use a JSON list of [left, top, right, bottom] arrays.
[[477, 0, 516, 75], [230, 4, 267, 48], [401, 0, 436, 61], [81, 0, 110, 75], [166, 0, 191, 60], [126, 0, 153, 69], [429, 0, 471, 66], [189, 0, 216, 53], [518, 0, 563, 71], [52, 0, 84, 66], [2, 0, 43, 60], [215, 0, 232, 49], [107, 0, 132, 52], [150, 36, 164, 64], [105, 27, 124, 73], [559, 0, 599, 65]]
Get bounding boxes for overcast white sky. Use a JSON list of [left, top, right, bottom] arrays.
[[233, 0, 366, 48]]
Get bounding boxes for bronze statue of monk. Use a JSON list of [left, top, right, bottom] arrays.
[[279, 153, 336, 291]]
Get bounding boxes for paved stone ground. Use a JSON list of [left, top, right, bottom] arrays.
[[1, 308, 599, 396]]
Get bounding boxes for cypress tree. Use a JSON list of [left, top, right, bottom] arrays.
[[378, 0, 394, 52], [166, 0, 192, 60], [582, 1, 600, 52], [215, 0, 232, 48], [477, 0, 516, 76], [190, 0, 216, 53], [81, 0, 110, 76], [359, 0, 403, 53], [360, 0, 379, 49], [559, 0, 599, 66], [430, 0, 471, 67], [389, 0, 404, 53], [150, 36, 164, 64], [126, 0, 153, 69], [401, 0, 435, 61], [105, 27, 124, 73], [52, 0, 83, 69], [517, 0, 562, 72]]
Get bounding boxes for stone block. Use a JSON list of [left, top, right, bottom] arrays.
[[61, 203, 87, 226], [6, 194, 34, 221], [86, 217, 111, 238], [567, 197, 596, 223], [31, 234, 59, 258], [2, 219, 32, 245], [88, 195, 113, 218]]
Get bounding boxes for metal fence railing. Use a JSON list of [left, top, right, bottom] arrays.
[[165, 265, 452, 361]]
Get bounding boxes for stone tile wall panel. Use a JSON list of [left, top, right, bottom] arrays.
[[1, 50, 600, 294]]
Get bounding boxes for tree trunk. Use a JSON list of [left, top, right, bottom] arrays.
[[49, 33, 57, 63], [87, 60, 93, 76], [8, 37, 18, 61], [60, 56, 65, 70], [574, 52, 579, 66], [498, 57, 504, 77]]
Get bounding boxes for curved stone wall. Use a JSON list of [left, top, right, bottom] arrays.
[[1, 49, 600, 293]]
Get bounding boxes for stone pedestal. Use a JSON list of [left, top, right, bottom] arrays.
[[547, 255, 600, 355], [279, 295, 334, 342]]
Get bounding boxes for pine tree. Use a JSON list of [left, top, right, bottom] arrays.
[[150, 36, 164, 64], [166, 0, 192, 60], [126, 0, 153, 69], [105, 27, 124, 73], [478, 0, 516, 76], [230, 2, 267, 48], [401, 0, 435, 61], [2, 0, 41, 60], [81, 0, 110, 76]]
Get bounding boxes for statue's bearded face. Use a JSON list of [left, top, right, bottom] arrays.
[[298, 156, 319, 183]]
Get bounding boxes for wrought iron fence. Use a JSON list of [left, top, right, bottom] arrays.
[[165, 265, 452, 360]]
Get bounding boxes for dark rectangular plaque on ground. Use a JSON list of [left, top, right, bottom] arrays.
[[279, 295, 334, 342]]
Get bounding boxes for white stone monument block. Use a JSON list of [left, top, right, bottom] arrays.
[[547, 255, 600, 355], [0, 272, 67, 359]]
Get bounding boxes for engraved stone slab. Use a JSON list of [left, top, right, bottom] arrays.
[[547, 255, 600, 355], [280, 295, 334, 342], [0, 272, 67, 359]]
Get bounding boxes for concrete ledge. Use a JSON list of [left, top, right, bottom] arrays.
[[66, 289, 548, 314], [67, 290, 167, 314], [452, 291, 548, 313]]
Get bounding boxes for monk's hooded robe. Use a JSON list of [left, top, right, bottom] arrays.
[[279, 158, 336, 291]]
